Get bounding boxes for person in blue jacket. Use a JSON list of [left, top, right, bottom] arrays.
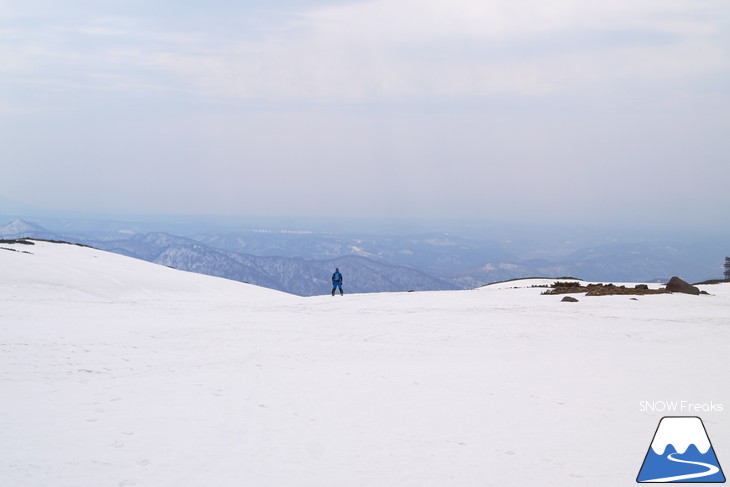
[[331, 268, 343, 296]]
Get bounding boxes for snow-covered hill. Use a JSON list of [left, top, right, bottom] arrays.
[[101, 232, 458, 296], [0, 220, 457, 295], [0, 239, 288, 301], [0, 219, 57, 240], [2, 240, 729, 486]]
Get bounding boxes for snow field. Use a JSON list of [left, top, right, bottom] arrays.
[[1, 240, 729, 486]]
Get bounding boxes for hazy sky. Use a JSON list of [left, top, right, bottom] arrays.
[[2, 0, 729, 227]]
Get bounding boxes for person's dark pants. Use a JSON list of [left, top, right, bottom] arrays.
[[332, 283, 343, 295]]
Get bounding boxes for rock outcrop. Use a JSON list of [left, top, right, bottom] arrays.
[[665, 276, 700, 295]]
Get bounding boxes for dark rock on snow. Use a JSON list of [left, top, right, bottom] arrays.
[[665, 276, 700, 295]]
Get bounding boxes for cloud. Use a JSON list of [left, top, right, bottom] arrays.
[[2, 0, 728, 106]]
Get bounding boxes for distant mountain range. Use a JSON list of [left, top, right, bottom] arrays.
[[0, 219, 59, 240], [3, 219, 728, 293], [1, 220, 456, 296], [448, 241, 728, 287]]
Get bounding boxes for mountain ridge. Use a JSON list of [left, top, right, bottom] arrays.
[[2, 219, 727, 292], [0, 221, 455, 296]]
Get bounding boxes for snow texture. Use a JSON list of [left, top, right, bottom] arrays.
[[1, 240, 729, 486]]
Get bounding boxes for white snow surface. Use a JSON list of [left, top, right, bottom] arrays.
[[2, 240, 729, 486]]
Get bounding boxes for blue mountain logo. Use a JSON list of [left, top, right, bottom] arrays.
[[637, 416, 725, 483]]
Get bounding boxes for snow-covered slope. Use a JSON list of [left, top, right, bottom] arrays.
[[0, 239, 288, 301], [1, 240, 729, 486], [97, 232, 458, 296]]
